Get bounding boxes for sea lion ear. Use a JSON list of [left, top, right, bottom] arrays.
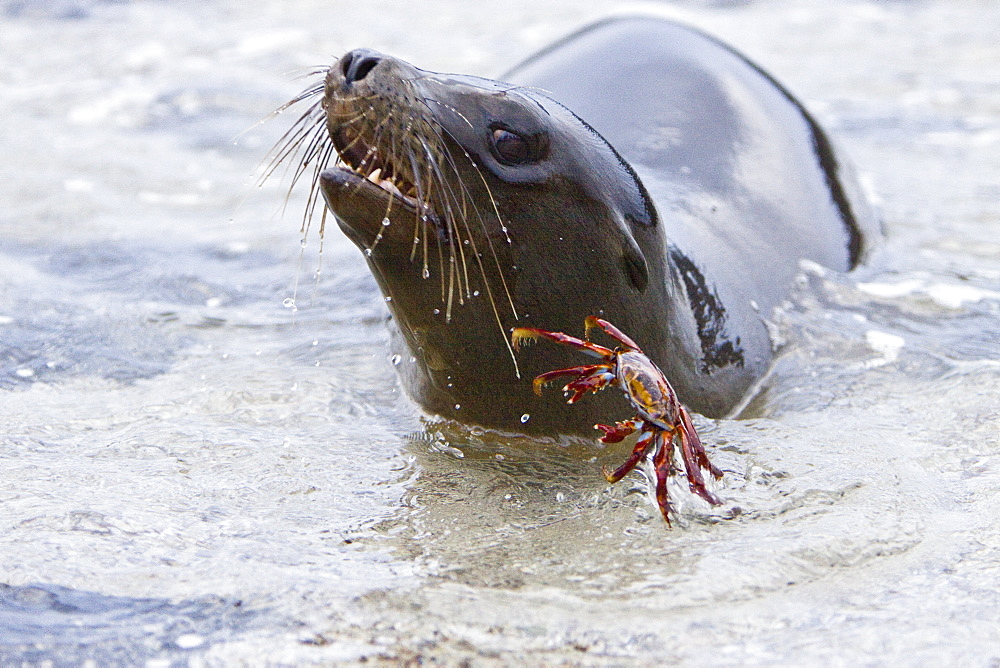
[[619, 221, 650, 292], [613, 168, 653, 291]]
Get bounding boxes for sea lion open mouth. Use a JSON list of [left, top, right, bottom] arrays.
[[328, 125, 420, 208]]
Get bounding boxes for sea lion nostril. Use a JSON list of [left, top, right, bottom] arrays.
[[340, 49, 382, 84]]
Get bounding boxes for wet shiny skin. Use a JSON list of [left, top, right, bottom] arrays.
[[1, 1, 998, 664]]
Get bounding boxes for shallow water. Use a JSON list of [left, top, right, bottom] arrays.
[[1, 0, 999, 664]]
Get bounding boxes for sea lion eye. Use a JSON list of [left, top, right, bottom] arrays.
[[491, 128, 532, 165]]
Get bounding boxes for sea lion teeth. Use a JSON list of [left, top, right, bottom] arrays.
[[379, 178, 404, 199]]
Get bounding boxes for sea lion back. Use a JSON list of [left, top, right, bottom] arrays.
[[504, 17, 876, 318]]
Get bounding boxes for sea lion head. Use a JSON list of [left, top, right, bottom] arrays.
[[273, 49, 674, 434]]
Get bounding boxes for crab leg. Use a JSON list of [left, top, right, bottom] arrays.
[[602, 428, 655, 483], [676, 408, 722, 505], [511, 327, 614, 359], [651, 430, 673, 526], [679, 408, 723, 479], [584, 316, 642, 352]]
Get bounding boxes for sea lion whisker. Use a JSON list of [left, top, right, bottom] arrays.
[[331, 108, 375, 127], [420, 97, 479, 133], [281, 121, 336, 226], [405, 131, 458, 301], [417, 122, 521, 376], [445, 239, 456, 321], [429, 121, 518, 322], [302, 141, 337, 235], [260, 122, 330, 211], [318, 202, 328, 239], [265, 83, 324, 121], [416, 134, 473, 302], [406, 149, 426, 263], [288, 65, 330, 81], [266, 121, 330, 228], [234, 87, 323, 148], [288, 120, 334, 187], [416, 163, 439, 289], [258, 99, 326, 184]]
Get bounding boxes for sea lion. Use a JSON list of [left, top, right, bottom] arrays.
[[272, 17, 876, 436]]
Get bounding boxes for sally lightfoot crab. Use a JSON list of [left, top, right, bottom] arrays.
[[511, 316, 722, 525]]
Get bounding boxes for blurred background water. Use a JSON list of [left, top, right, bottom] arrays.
[[1, 0, 998, 664]]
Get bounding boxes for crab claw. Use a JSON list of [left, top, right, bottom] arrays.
[[594, 418, 642, 444], [562, 369, 615, 403], [531, 365, 609, 397]]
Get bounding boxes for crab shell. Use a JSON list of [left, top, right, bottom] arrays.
[[615, 350, 681, 429]]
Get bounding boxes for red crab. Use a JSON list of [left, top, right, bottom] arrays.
[[511, 316, 722, 525]]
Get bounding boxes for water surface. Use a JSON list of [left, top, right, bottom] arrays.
[[1, 0, 999, 664]]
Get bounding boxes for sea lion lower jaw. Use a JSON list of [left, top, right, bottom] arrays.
[[271, 17, 876, 435]]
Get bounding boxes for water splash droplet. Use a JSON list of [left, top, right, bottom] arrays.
[[390, 354, 402, 366], [384, 296, 392, 302], [520, 413, 530, 424], [422, 267, 430, 279], [365, 248, 373, 257], [381, 217, 390, 227], [433, 308, 440, 315], [282, 298, 295, 308], [454, 404, 461, 410]]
